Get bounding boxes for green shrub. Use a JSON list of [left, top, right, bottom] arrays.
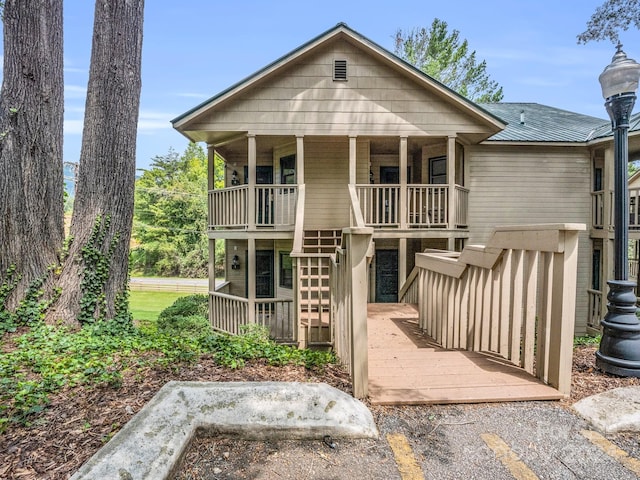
[[157, 314, 211, 341], [157, 294, 208, 323]]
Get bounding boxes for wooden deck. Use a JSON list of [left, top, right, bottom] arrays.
[[367, 303, 565, 405]]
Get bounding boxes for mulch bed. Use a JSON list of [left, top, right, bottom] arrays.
[[0, 346, 637, 480]]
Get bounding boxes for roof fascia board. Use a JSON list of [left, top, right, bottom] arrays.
[[481, 140, 589, 147]]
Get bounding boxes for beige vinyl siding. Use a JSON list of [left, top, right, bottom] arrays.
[[466, 144, 592, 334], [226, 239, 247, 297], [302, 137, 368, 229], [190, 42, 494, 138]]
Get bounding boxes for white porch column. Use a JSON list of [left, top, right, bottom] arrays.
[[207, 146, 216, 301], [447, 136, 456, 229], [349, 135, 357, 184], [247, 237, 256, 323], [399, 136, 408, 229], [399, 238, 407, 289], [207, 145, 215, 191], [248, 134, 256, 230], [296, 135, 305, 184]]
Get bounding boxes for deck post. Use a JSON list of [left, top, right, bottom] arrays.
[[447, 136, 456, 228], [547, 229, 580, 394], [347, 229, 372, 399], [399, 136, 408, 229], [247, 134, 256, 230], [296, 135, 305, 184], [247, 237, 256, 324], [349, 135, 357, 184]]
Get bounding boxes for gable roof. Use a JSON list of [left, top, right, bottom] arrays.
[[481, 103, 607, 143], [171, 22, 506, 134], [587, 111, 640, 141]]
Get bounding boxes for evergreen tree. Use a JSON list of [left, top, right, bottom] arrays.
[[394, 19, 503, 103], [131, 144, 223, 278]]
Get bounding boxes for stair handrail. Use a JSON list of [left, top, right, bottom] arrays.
[[398, 267, 419, 303], [414, 223, 585, 395], [348, 184, 366, 228]]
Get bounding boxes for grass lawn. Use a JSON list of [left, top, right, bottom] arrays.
[[129, 291, 189, 322]]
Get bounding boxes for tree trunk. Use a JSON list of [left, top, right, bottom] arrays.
[[0, 0, 65, 308], [50, 0, 144, 326]]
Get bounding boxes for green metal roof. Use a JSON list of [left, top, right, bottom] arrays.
[[587, 111, 640, 140], [481, 103, 607, 143]]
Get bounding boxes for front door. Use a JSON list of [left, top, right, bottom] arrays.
[[245, 166, 274, 225], [375, 249, 398, 303], [254, 250, 274, 298]]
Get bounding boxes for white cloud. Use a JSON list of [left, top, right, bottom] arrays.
[[64, 119, 84, 135], [65, 85, 87, 98], [137, 110, 175, 131]]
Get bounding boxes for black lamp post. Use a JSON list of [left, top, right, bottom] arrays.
[[596, 44, 640, 377]]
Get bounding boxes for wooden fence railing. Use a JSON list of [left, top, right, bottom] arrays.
[[415, 224, 585, 395], [587, 288, 604, 332]]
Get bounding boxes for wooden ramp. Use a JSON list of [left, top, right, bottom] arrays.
[[367, 303, 564, 405]]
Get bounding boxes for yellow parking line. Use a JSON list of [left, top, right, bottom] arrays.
[[582, 429, 640, 475], [386, 433, 425, 480], [481, 433, 539, 480]]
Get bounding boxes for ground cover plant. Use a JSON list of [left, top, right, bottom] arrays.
[[0, 294, 336, 436]]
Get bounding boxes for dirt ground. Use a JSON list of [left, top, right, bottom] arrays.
[[1, 345, 639, 480]]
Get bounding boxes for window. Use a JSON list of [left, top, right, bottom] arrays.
[[333, 59, 347, 81], [279, 252, 293, 289], [594, 167, 603, 192], [280, 154, 296, 184], [254, 250, 274, 298], [592, 248, 601, 291], [429, 156, 447, 184]]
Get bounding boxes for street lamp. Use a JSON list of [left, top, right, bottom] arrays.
[[597, 44, 640, 377]]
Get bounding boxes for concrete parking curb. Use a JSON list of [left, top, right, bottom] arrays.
[[70, 381, 378, 480], [573, 386, 640, 434]]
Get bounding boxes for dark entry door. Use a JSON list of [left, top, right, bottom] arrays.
[[245, 166, 274, 224], [254, 250, 274, 298], [375, 249, 398, 303]]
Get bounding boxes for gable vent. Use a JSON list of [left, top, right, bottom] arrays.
[[333, 59, 347, 81]]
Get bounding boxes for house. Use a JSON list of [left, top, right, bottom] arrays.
[[172, 23, 637, 396]]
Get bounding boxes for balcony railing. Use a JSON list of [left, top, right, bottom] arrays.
[[631, 187, 640, 230], [356, 185, 400, 226], [208, 185, 297, 230], [209, 185, 248, 228], [356, 184, 466, 229]]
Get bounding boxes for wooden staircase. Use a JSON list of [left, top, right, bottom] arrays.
[[302, 229, 342, 254], [297, 229, 342, 346]]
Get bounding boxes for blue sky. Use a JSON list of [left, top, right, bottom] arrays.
[[53, 1, 640, 169]]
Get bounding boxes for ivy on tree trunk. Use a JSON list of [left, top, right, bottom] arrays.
[[0, 0, 64, 309], [51, 0, 144, 326]]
